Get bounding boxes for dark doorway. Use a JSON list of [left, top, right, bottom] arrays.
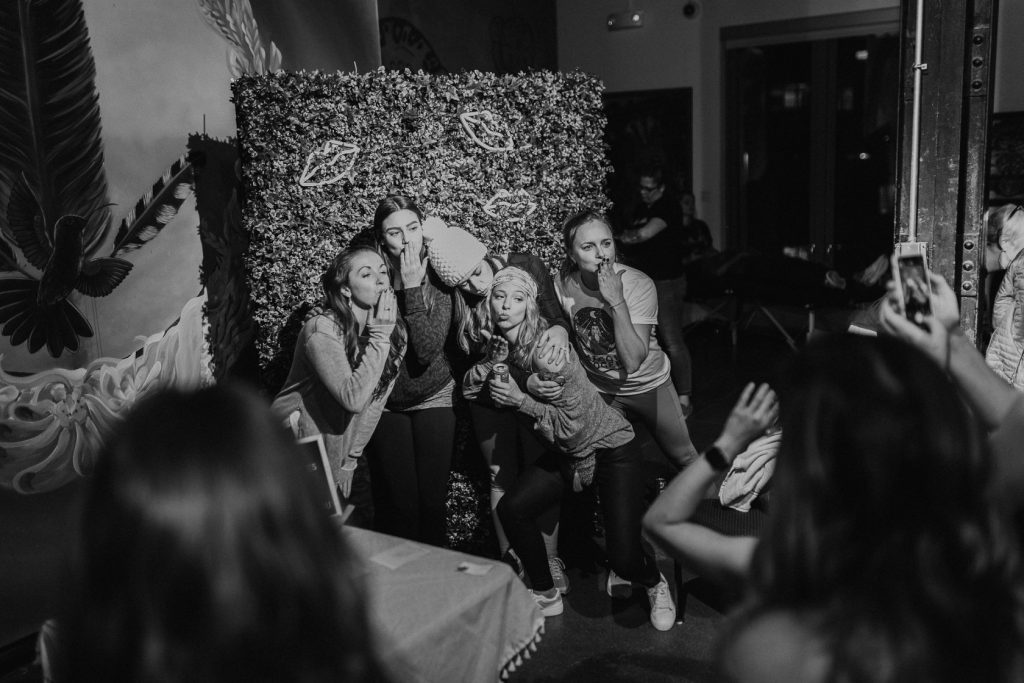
[[725, 29, 900, 276]]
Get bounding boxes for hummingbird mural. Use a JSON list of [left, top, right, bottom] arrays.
[[0, 175, 132, 357], [0, 0, 193, 359]]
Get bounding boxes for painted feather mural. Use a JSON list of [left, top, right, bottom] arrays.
[[0, 0, 209, 492], [0, 0, 126, 358], [0, 0, 197, 361]]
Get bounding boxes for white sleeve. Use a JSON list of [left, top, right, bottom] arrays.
[[621, 267, 658, 325], [555, 276, 573, 317]]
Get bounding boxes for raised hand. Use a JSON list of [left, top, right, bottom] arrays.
[[597, 261, 626, 307], [717, 382, 778, 456], [536, 326, 571, 368], [926, 271, 960, 331], [880, 296, 950, 367], [487, 335, 509, 363], [371, 289, 397, 327], [400, 244, 428, 289]]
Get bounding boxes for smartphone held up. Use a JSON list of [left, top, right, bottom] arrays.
[[891, 243, 932, 327]]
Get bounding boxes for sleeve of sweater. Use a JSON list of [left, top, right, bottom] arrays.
[[518, 379, 587, 454], [306, 321, 393, 413], [462, 358, 495, 400], [397, 280, 452, 367]]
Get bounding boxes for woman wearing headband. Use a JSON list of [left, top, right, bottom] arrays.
[[273, 246, 405, 527], [427, 222, 571, 582], [463, 266, 676, 629]]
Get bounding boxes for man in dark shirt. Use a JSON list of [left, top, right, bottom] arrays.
[[618, 166, 693, 416]]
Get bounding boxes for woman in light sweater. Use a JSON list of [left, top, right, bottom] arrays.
[[273, 246, 405, 528], [463, 267, 675, 630]]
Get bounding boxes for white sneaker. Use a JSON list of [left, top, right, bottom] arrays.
[[531, 588, 564, 617], [646, 574, 676, 631], [548, 557, 570, 595], [606, 569, 633, 598]]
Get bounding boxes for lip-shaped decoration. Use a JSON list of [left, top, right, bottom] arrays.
[[459, 110, 514, 152], [299, 140, 360, 187], [482, 189, 537, 223]]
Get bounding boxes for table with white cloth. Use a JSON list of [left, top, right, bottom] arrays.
[[343, 526, 544, 682]]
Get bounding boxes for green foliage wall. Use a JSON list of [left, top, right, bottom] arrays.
[[232, 68, 611, 387]]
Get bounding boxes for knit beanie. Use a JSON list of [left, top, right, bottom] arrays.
[[426, 222, 488, 287]]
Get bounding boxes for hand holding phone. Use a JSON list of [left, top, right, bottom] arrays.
[[891, 243, 932, 327]]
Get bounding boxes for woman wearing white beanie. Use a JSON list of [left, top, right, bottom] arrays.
[[427, 220, 573, 590]]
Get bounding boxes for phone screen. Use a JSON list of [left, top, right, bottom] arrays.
[[897, 255, 931, 325]]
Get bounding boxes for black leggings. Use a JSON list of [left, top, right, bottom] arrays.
[[367, 406, 455, 546], [497, 442, 660, 592]]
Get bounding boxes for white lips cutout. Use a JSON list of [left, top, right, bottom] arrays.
[[299, 140, 360, 187], [482, 189, 537, 222], [459, 110, 514, 152]]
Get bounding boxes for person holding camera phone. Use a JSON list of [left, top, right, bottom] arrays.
[[462, 267, 675, 629], [881, 271, 1024, 508]]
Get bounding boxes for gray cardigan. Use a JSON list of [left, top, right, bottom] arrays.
[[272, 313, 402, 483]]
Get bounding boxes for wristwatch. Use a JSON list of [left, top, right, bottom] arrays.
[[704, 445, 730, 472]]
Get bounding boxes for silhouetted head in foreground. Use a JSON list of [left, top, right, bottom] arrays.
[[63, 384, 390, 683], [724, 334, 1024, 682]]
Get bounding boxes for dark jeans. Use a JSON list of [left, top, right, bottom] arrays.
[[344, 456, 374, 530], [654, 275, 692, 397], [367, 406, 455, 547], [497, 442, 660, 592]]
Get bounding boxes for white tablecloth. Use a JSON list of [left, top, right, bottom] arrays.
[[344, 527, 544, 682]]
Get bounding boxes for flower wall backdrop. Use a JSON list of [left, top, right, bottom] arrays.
[[232, 68, 611, 392]]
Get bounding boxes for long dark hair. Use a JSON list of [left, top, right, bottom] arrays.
[[736, 335, 1024, 681], [62, 385, 392, 683], [322, 246, 406, 400]]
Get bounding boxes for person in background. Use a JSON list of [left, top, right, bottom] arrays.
[[60, 385, 393, 683], [881, 271, 1024, 514], [365, 195, 457, 547], [618, 166, 694, 415], [273, 246, 405, 528], [464, 267, 675, 629], [426, 221, 570, 583], [984, 203, 1024, 389], [557, 209, 700, 596], [680, 191, 714, 262]]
